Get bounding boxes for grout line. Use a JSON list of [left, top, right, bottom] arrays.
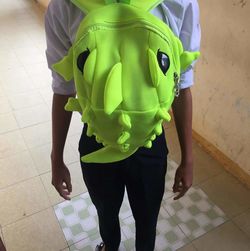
[[229, 206, 250, 220], [1, 187, 89, 231], [0, 155, 39, 191], [19, 121, 52, 149], [0, 147, 28, 160], [50, 207, 70, 251], [15, 118, 52, 131], [186, 221, 230, 251], [192, 131, 250, 189], [231, 220, 250, 239], [195, 175, 250, 221], [38, 170, 65, 208], [0, 176, 39, 191], [0, 126, 20, 137], [162, 204, 192, 247], [187, 241, 199, 251], [1, 204, 52, 229], [161, 203, 191, 245], [192, 170, 226, 188]]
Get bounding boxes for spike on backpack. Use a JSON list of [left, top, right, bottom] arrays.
[[53, 0, 200, 163]]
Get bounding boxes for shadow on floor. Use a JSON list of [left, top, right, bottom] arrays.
[[0, 238, 6, 251]]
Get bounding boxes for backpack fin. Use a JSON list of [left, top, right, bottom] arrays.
[[148, 48, 160, 87], [84, 49, 97, 84], [81, 146, 137, 163], [180, 51, 200, 72], [52, 47, 74, 81], [65, 98, 82, 113], [104, 63, 123, 115]]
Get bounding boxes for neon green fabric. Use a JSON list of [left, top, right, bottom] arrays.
[[52, 0, 200, 163]]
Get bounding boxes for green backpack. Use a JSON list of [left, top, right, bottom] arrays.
[[53, 0, 200, 163]]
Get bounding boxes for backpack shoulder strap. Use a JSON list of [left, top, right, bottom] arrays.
[[71, 0, 164, 13]]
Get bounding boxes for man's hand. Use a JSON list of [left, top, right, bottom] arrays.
[[173, 161, 193, 200], [51, 157, 72, 200]]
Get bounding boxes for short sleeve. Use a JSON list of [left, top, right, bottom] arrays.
[[44, 0, 76, 95], [179, 0, 201, 89]]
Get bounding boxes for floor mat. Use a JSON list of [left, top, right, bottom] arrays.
[[54, 160, 227, 251]]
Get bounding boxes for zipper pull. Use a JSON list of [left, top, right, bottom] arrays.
[[174, 72, 180, 97]]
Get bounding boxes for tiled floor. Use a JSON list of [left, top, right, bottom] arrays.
[[0, 0, 250, 251], [53, 167, 228, 250]]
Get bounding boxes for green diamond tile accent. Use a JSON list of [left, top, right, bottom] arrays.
[[187, 205, 200, 216], [172, 201, 183, 211], [168, 216, 179, 228], [71, 224, 84, 236], [71, 196, 80, 202], [207, 208, 221, 220], [165, 248, 173, 251], [59, 219, 67, 228], [85, 227, 98, 238], [123, 238, 135, 251], [78, 209, 89, 219], [189, 191, 203, 202], [171, 214, 182, 224], [62, 205, 74, 216], [204, 223, 215, 232], [165, 231, 179, 243], [185, 219, 200, 231], [68, 239, 74, 246]]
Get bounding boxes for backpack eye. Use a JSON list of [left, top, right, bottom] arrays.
[[77, 48, 90, 73], [157, 49, 170, 75]]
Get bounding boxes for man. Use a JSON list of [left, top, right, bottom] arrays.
[[45, 1, 201, 250]]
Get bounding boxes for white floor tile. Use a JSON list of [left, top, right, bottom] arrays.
[[13, 104, 50, 128], [21, 121, 51, 148], [0, 113, 18, 134], [0, 51, 22, 72], [8, 91, 45, 110], [30, 142, 79, 175], [0, 84, 5, 97], [2, 208, 67, 251], [0, 151, 38, 189], [14, 47, 46, 65], [0, 130, 27, 159], [0, 176, 50, 226], [39, 87, 53, 106], [0, 67, 35, 95], [0, 97, 12, 114]]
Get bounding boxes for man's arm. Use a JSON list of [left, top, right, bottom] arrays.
[[171, 87, 193, 200], [170, 0, 201, 200], [45, 1, 79, 200], [51, 93, 75, 200]]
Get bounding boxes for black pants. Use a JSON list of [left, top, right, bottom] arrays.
[[78, 125, 168, 251]]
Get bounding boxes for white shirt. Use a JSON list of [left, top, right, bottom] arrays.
[[45, 0, 201, 95]]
